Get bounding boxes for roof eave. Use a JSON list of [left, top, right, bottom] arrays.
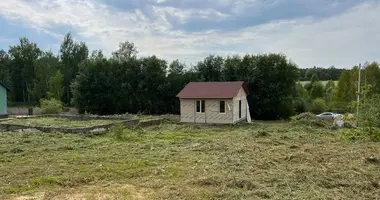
[[0, 82, 11, 92]]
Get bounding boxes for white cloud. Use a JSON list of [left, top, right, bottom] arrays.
[[0, 0, 379, 68], [152, 6, 230, 23]]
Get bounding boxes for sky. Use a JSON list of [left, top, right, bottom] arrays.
[[0, 0, 379, 68]]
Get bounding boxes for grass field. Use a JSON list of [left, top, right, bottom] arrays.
[[0, 117, 118, 128], [1, 122, 379, 199]]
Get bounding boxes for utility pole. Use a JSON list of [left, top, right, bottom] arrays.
[[356, 63, 361, 126]]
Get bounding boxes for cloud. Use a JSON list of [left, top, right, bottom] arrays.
[[0, 0, 379, 68], [152, 6, 230, 24]]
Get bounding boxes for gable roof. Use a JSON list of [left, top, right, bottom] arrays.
[[176, 81, 248, 99], [0, 82, 11, 92]]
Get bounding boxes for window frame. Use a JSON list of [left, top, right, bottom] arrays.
[[219, 101, 226, 114], [196, 100, 205, 113]]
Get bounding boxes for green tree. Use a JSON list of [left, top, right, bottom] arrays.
[[310, 82, 325, 99], [47, 70, 64, 100], [310, 73, 319, 85], [195, 55, 223, 81], [244, 54, 299, 119], [71, 58, 115, 114], [324, 80, 335, 108], [0, 50, 12, 90], [334, 70, 356, 110], [165, 60, 189, 113], [310, 98, 327, 114], [60, 33, 89, 104], [222, 55, 242, 81], [362, 62, 380, 95], [111, 41, 138, 62], [32, 52, 60, 101], [8, 38, 42, 103]]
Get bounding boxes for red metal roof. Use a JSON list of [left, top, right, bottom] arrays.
[[176, 81, 248, 99]]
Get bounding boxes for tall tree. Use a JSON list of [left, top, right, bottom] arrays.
[[195, 55, 223, 81], [334, 70, 356, 110], [310, 82, 325, 99], [8, 38, 42, 102], [111, 41, 138, 62], [244, 54, 299, 119], [60, 33, 88, 104], [0, 50, 11, 86], [47, 70, 64, 100], [32, 51, 60, 101]]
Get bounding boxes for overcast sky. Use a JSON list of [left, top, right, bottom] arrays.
[[0, 0, 379, 68]]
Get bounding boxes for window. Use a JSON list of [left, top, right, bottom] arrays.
[[196, 100, 205, 113], [201, 100, 205, 113], [220, 101, 226, 113]]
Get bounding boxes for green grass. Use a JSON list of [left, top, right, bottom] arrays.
[[0, 117, 118, 128], [1, 122, 379, 199]]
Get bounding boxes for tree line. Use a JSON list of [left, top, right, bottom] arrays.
[[295, 62, 380, 115], [299, 67, 346, 81], [0, 33, 378, 120]]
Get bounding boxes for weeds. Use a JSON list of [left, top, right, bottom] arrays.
[[342, 128, 380, 142], [109, 123, 142, 142]]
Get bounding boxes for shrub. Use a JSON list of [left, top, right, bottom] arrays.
[[110, 123, 141, 142], [40, 98, 63, 114], [111, 123, 125, 141], [310, 98, 327, 114], [294, 98, 308, 114], [342, 128, 380, 142], [360, 94, 380, 128]]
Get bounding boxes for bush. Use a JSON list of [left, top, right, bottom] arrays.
[[110, 123, 141, 142], [342, 128, 380, 142], [294, 97, 308, 113], [40, 98, 63, 114], [310, 98, 327, 114], [360, 94, 380, 128]]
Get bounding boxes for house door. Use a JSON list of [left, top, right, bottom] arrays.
[[239, 100, 242, 119]]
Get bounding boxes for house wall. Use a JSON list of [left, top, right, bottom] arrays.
[[180, 99, 195, 123], [180, 99, 233, 124], [233, 87, 247, 123], [0, 86, 7, 115], [205, 99, 233, 124]]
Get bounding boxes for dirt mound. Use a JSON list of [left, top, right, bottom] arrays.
[[294, 112, 316, 121]]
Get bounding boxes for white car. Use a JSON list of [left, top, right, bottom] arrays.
[[316, 112, 336, 120]]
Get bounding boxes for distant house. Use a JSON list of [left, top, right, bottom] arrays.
[[0, 81, 11, 116], [176, 81, 250, 124]]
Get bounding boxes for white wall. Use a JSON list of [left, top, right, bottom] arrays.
[[233, 87, 247, 123], [180, 99, 233, 124]]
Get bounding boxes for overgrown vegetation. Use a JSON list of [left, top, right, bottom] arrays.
[[39, 98, 63, 114], [1, 122, 379, 199]]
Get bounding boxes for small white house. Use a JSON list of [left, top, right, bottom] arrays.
[[176, 81, 250, 124]]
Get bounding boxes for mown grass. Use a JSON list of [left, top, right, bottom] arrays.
[[0, 117, 118, 128], [1, 122, 379, 199]]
